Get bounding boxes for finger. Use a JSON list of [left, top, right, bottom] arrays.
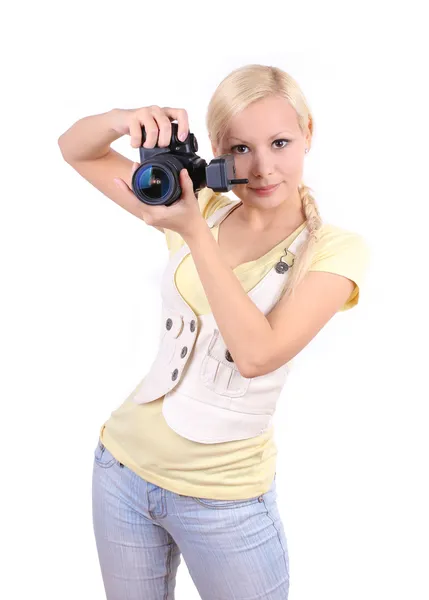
[[113, 176, 151, 222], [180, 169, 194, 194], [114, 174, 141, 200], [141, 113, 159, 148], [129, 108, 149, 148], [162, 107, 189, 142], [114, 177, 127, 190], [150, 106, 172, 148]]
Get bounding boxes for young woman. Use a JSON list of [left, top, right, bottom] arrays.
[[59, 64, 370, 600]]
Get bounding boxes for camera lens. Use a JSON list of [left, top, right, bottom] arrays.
[[132, 156, 186, 206], [135, 165, 172, 202]]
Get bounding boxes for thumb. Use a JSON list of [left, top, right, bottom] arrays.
[[180, 168, 194, 192]]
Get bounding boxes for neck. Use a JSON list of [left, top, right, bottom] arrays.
[[234, 188, 306, 233]]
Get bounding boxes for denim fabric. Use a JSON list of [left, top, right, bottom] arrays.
[[92, 439, 289, 599]]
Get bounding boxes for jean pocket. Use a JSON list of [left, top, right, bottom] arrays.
[[94, 441, 118, 469], [191, 494, 263, 510]]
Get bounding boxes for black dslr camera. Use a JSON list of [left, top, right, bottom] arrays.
[[131, 122, 248, 206]]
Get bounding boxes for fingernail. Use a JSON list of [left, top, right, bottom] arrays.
[[179, 132, 187, 142]]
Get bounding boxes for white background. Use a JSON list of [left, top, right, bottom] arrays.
[[1, 1, 428, 598]]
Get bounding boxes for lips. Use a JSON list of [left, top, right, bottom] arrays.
[[252, 184, 279, 191]]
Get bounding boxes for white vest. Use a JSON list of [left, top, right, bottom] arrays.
[[132, 201, 309, 444]]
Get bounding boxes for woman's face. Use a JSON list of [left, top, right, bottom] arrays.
[[214, 95, 310, 209]]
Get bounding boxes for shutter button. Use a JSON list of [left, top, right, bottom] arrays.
[[172, 369, 179, 381], [181, 347, 188, 358], [190, 320, 196, 332], [166, 318, 173, 330], [225, 350, 234, 362]]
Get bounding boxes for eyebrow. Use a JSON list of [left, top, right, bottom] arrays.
[[228, 131, 294, 143]]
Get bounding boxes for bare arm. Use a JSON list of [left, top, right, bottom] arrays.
[[58, 108, 124, 161], [58, 109, 164, 232]]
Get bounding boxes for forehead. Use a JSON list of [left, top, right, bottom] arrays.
[[226, 95, 300, 141]]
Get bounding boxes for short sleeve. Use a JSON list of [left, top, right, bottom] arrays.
[[164, 188, 232, 256], [309, 224, 371, 311]]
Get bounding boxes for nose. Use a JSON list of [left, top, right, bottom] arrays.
[[251, 150, 275, 179]]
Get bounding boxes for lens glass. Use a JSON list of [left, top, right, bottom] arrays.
[[136, 165, 171, 201]]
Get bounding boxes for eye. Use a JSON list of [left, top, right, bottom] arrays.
[[230, 144, 249, 154], [273, 139, 290, 148], [230, 139, 291, 154]]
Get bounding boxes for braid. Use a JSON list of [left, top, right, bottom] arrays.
[[281, 184, 323, 302]]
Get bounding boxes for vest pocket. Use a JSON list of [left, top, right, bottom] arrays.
[[200, 330, 252, 397]]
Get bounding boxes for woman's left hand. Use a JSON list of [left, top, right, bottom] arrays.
[[114, 165, 204, 236]]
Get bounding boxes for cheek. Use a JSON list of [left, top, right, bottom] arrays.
[[280, 153, 304, 175], [230, 155, 251, 175]]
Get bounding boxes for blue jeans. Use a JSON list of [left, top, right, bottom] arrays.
[[92, 439, 290, 599]]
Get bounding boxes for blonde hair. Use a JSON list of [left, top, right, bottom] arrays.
[[206, 64, 323, 301]]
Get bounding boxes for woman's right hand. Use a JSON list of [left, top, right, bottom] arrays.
[[110, 106, 190, 150]]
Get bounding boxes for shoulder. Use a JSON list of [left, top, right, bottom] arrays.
[[308, 223, 371, 311], [313, 223, 370, 258], [196, 187, 233, 220], [164, 188, 233, 255]]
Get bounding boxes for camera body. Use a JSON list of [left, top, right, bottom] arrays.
[[131, 122, 248, 206]]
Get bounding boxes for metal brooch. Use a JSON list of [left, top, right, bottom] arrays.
[[275, 248, 294, 274]]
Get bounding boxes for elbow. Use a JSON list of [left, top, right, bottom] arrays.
[[241, 349, 294, 379], [58, 135, 75, 163], [236, 342, 273, 379], [58, 137, 69, 161], [238, 363, 257, 379], [236, 331, 277, 378], [237, 353, 264, 379], [240, 360, 266, 379]]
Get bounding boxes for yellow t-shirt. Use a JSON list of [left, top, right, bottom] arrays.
[[100, 189, 370, 500]]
